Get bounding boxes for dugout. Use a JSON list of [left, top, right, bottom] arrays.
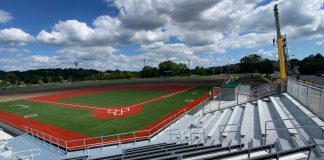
[[220, 81, 241, 101]]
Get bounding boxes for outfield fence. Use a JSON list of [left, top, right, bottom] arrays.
[[23, 93, 210, 152]]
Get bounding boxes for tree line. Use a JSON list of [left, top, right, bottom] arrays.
[[0, 68, 137, 86], [0, 53, 322, 86], [289, 53, 324, 75]]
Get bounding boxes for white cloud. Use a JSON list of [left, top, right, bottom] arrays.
[[253, 49, 275, 58], [0, 28, 34, 45], [316, 39, 324, 45], [30, 55, 50, 63], [2, 0, 324, 71], [0, 48, 30, 53], [0, 10, 13, 23], [36, 16, 167, 46]]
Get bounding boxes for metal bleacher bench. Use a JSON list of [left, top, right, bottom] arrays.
[[283, 93, 324, 131], [223, 106, 240, 137], [241, 103, 254, 137], [258, 100, 266, 136], [207, 109, 230, 138], [269, 96, 298, 135]]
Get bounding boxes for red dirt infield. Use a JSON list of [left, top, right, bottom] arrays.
[[0, 85, 210, 151]]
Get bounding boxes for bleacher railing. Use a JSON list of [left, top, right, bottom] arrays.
[[204, 82, 284, 113], [23, 94, 210, 152], [287, 78, 324, 117], [13, 149, 41, 160]]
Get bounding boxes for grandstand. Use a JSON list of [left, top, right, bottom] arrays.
[[0, 78, 324, 159]]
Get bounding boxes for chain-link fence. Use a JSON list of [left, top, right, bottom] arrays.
[[287, 78, 324, 117]]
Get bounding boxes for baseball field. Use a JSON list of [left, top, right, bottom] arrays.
[[0, 82, 214, 150]]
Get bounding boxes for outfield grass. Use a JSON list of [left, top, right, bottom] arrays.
[[59, 89, 171, 107], [0, 87, 209, 137]]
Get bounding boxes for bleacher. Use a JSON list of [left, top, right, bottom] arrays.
[[75, 89, 324, 160], [3, 80, 324, 159]]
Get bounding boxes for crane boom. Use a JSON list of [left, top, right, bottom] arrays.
[[273, 4, 287, 79]]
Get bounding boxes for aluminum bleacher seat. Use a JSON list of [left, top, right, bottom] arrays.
[[283, 93, 324, 131], [194, 144, 274, 160], [153, 144, 243, 160], [222, 106, 240, 137], [241, 103, 254, 138], [258, 100, 266, 136], [203, 111, 221, 129], [207, 109, 232, 138], [269, 96, 298, 135], [200, 113, 210, 123]]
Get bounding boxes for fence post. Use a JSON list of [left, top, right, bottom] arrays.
[[218, 93, 221, 110], [236, 91, 239, 105], [306, 86, 309, 107], [101, 137, 104, 149], [65, 141, 68, 153], [257, 87, 259, 98], [320, 89, 324, 116], [297, 81, 300, 99]]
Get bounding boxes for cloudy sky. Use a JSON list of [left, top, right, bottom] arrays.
[[0, 0, 323, 71]]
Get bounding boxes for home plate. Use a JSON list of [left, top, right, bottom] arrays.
[[24, 114, 38, 118]]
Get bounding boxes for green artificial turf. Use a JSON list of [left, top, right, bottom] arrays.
[[59, 89, 171, 107], [0, 87, 209, 137]]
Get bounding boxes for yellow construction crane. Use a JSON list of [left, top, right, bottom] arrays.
[[273, 4, 287, 79]]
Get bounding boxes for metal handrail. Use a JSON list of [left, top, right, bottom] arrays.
[[13, 149, 41, 160], [204, 82, 283, 114], [189, 127, 205, 144], [219, 124, 241, 145], [166, 129, 182, 143]]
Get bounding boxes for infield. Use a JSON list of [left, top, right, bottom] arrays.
[[0, 85, 210, 143]]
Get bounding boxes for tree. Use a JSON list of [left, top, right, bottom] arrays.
[[194, 66, 207, 75], [141, 66, 159, 78], [53, 76, 64, 83], [42, 76, 52, 83], [3, 73, 19, 84], [289, 59, 300, 70], [239, 54, 262, 73], [158, 60, 178, 75], [259, 59, 274, 74], [299, 53, 324, 74], [176, 63, 189, 76]]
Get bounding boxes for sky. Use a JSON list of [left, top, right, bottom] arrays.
[[0, 0, 323, 71]]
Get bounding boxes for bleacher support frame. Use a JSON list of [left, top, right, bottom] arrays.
[[250, 144, 316, 160]]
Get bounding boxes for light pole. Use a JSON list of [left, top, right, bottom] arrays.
[[74, 62, 78, 69], [143, 59, 146, 78]]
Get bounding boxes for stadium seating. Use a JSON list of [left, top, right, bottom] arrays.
[[147, 93, 322, 159], [78, 91, 324, 160], [4, 89, 323, 159]]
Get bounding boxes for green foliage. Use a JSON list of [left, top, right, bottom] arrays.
[[239, 54, 274, 74], [193, 66, 207, 76], [159, 60, 178, 74], [0, 68, 138, 86], [141, 66, 159, 78], [141, 60, 189, 78], [298, 53, 324, 75]]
